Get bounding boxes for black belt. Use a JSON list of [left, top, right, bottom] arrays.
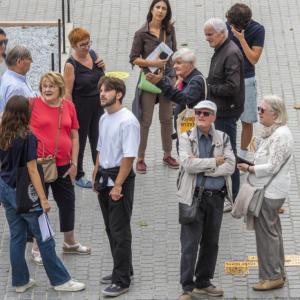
[[194, 187, 225, 197]]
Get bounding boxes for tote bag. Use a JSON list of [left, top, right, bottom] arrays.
[[16, 137, 46, 213]]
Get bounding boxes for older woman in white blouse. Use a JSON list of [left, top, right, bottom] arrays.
[[237, 95, 293, 291]]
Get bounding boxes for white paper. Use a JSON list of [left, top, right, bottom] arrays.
[[38, 213, 55, 242], [146, 42, 173, 73]]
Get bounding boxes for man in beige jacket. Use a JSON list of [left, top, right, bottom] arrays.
[[177, 100, 235, 300]]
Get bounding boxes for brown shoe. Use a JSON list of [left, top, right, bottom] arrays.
[[193, 284, 224, 297], [163, 156, 179, 169], [252, 278, 284, 291], [136, 160, 147, 174], [178, 291, 192, 300]]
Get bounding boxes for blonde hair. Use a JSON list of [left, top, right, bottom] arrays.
[[262, 95, 288, 125], [39, 72, 65, 98]]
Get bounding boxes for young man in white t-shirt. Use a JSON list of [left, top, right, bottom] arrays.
[[92, 76, 140, 297]]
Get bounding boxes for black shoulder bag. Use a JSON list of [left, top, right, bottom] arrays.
[[179, 138, 215, 225], [16, 136, 45, 213]]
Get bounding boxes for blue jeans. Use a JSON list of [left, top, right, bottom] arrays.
[[214, 117, 240, 199], [0, 178, 71, 287]]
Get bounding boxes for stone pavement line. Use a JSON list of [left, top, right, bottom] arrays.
[[1, 0, 300, 299]]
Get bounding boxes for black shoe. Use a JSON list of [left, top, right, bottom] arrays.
[[102, 284, 129, 297], [101, 274, 134, 285], [101, 274, 112, 284]]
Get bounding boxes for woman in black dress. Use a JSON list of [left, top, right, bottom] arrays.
[[64, 27, 105, 188]]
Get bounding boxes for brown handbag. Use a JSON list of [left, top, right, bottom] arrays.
[[37, 100, 63, 183]]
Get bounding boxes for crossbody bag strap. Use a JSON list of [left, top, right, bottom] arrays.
[[53, 100, 63, 158], [264, 153, 292, 189]]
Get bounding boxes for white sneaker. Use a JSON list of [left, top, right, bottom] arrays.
[[223, 198, 233, 213], [31, 249, 43, 266], [16, 278, 36, 293], [54, 279, 86, 292]]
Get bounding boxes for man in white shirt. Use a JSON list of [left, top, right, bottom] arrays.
[[92, 76, 140, 297], [0, 45, 36, 112]]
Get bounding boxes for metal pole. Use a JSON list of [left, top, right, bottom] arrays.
[[58, 19, 62, 73], [51, 53, 55, 71], [62, 0, 66, 54], [67, 0, 71, 23]]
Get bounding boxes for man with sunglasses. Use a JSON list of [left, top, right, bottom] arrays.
[[0, 45, 36, 112], [226, 3, 265, 162], [177, 100, 235, 300]]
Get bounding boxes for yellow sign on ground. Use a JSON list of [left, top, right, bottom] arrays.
[[225, 255, 300, 275], [105, 71, 130, 79], [224, 261, 249, 275], [246, 255, 300, 266]]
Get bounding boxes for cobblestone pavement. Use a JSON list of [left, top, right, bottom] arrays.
[[1, 0, 300, 299]]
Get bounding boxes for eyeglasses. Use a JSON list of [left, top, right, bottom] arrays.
[[78, 40, 92, 49], [195, 110, 213, 117], [0, 39, 8, 46], [257, 106, 273, 114]]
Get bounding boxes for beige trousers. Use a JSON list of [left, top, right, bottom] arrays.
[[138, 91, 173, 158], [254, 197, 286, 280]]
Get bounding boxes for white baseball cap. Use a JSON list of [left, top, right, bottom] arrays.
[[194, 100, 217, 114]]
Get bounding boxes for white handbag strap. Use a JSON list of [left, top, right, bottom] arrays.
[[247, 153, 292, 188]]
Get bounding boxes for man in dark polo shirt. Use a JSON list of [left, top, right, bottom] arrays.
[[204, 18, 244, 209], [226, 3, 265, 160]]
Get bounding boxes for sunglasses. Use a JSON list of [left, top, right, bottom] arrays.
[[257, 106, 273, 114], [195, 110, 213, 117], [0, 39, 8, 46]]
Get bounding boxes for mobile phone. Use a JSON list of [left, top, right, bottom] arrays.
[[159, 51, 168, 60]]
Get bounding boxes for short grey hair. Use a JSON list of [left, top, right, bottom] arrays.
[[262, 95, 288, 125], [204, 18, 228, 38], [172, 48, 196, 65], [5, 45, 32, 67]]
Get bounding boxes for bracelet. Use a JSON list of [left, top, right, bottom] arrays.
[[247, 165, 251, 172], [71, 162, 77, 168]]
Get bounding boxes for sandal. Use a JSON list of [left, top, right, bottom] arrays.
[[31, 248, 43, 266], [62, 242, 91, 255]]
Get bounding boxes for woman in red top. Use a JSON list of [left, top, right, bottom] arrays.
[[30, 72, 90, 264]]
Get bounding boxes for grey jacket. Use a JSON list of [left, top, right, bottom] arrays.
[[177, 125, 235, 205]]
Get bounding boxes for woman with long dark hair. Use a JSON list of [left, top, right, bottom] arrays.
[[0, 96, 85, 293], [130, 0, 178, 174]]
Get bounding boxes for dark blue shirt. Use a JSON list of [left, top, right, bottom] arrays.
[[0, 133, 37, 188], [227, 20, 265, 78], [196, 128, 225, 190], [157, 68, 206, 130]]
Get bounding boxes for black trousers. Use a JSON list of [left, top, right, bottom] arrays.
[[180, 193, 224, 292], [98, 175, 135, 288], [74, 96, 103, 180], [45, 164, 75, 232]]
